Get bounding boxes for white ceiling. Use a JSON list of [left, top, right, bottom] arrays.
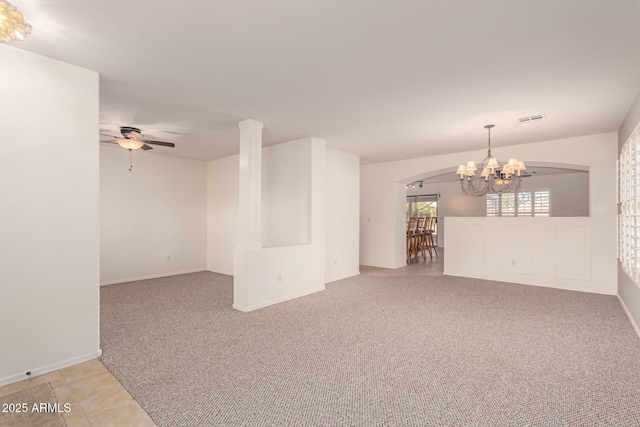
[[13, 0, 640, 163]]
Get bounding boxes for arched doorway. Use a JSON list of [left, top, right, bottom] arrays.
[[395, 162, 590, 267]]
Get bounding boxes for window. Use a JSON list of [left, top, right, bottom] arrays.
[[486, 190, 550, 217], [517, 192, 532, 216], [486, 194, 499, 216], [534, 191, 550, 217], [619, 124, 640, 285], [406, 195, 437, 219], [501, 193, 515, 216]]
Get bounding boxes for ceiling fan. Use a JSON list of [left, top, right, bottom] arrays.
[[100, 126, 176, 151], [100, 126, 176, 171]]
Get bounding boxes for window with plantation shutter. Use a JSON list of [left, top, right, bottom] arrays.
[[534, 191, 550, 217], [486, 194, 499, 217], [486, 190, 550, 217], [501, 193, 516, 216], [517, 192, 533, 216]]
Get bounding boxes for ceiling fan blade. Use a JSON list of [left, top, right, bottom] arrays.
[[141, 144, 154, 150], [144, 140, 175, 148], [100, 133, 117, 138]]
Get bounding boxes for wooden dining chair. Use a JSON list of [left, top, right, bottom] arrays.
[[426, 217, 438, 257], [416, 216, 430, 260], [406, 217, 424, 264]]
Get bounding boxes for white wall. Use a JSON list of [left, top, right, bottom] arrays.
[[361, 133, 617, 288], [207, 154, 239, 275], [262, 140, 311, 247], [100, 146, 207, 284], [445, 217, 612, 294], [207, 146, 361, 285], [234, 138, 326, 311], [520, 172, 589, 216], [325, 148, 360, 283], [361, 171, 396, 268], [618, 90, 640, 336], [408, 172, 589, 247], [0, 47, 100, 386]]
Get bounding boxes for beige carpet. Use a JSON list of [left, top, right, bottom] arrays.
[[100, 272, 640, 426], [0, 383, 66, 427]]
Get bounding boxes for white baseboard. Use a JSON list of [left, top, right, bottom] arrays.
[[360, 262, 398, 269], [325, 270, 361, 284], [618, 294, 640, 339], [206, 268, 233, 277], [442, 271, 616, 296], [233, 286, 326, 312], [100, 268, 206, 286], [0, 349, 102, 387]]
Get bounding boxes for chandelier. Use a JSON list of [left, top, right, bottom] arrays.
[[456, 125, 526, 197], [0, 1, 31, 44]]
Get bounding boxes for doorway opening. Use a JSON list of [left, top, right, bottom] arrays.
[[406, 194, 438, 246]]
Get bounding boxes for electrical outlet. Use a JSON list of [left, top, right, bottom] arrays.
[[167, 255, 171, 262], [334, 258, 338, 266], [277, 273, 282, 282], [511, 260, 516, 267]]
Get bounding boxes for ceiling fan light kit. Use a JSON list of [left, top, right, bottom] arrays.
[[0, 0, 31, 44], [116, 138, 144, 150], [456, 125, 526, 197], [101, 126, 176, 171]]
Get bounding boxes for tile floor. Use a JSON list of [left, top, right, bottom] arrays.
[[360, 247, 444, 278], [0, 359, 155, 427]]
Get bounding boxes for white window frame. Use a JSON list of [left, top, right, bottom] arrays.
[[486, 190, 550, 217]]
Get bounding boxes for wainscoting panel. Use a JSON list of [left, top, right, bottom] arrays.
[[458, 223, 485, 270], [555, 225, 592, 280], [444, 217, 613, 295], [502, 224, 534, 274]]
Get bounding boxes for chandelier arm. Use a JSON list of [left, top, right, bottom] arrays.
[[488, 176, 521, 194], [460, 176, 489, 197]]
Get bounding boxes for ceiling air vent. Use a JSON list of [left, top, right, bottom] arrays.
[[518, 113, 546, 123]]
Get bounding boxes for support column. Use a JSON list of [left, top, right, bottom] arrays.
[[237, 119, 263, 250]]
